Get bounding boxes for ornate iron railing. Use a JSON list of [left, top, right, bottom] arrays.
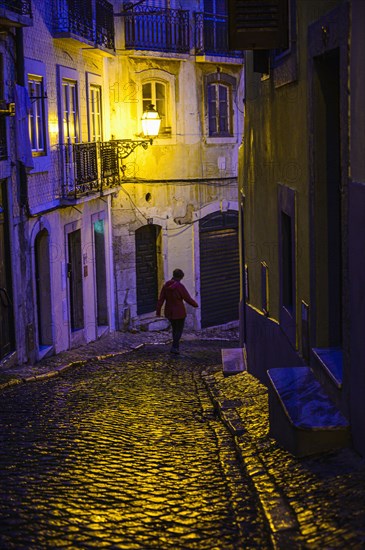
[[60, 139, 150, 199], [54, 0, 115, 50], [61, 141, 119, 199], [195, 12, 241, 56], [0, 0, 32, 16], [124, 6, 189, 53], [96, 0, 115, 50]]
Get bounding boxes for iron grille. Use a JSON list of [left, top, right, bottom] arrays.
[[195, 12, 241, 55], [61, 141, 122, 199], [0, 0, 32, 16], [124, 6, 190, 53], [54, 0, 94, 42], [96, 0, 115, 50]]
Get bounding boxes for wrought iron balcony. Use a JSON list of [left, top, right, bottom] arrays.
[[195, 12, 241, 57], [0, 0, 32, 25], [53, 0, 115, 51], [60, 141, 117, 200], [60, 139, 150, 200], [124, 6, 189, 53], [96, 0, 115, 50]]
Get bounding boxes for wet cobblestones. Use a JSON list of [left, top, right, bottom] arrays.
[[0, 341, 270, 549], [205, 369, 365, 548]]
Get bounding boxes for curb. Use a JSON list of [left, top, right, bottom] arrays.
[[0, 344, 145, 392], [202, 372, 300, 547]]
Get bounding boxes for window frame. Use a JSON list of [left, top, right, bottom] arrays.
[[272, 0, 298, 88], [136, 69, 176, 145], [24, 59, 50, 172], [278, 183, 297, 347], [142, 80, 169, 136], [86, 72, 104, 142], [28, 75, 47, 156], [205, 71, 237, 143], [57, 66, 81, 145]]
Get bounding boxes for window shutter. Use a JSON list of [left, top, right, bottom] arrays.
[[228, 0, 289, 50], [218, 85, 228, 133], [208, 84, 217, 135]]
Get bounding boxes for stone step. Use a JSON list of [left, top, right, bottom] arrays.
[[221, 347, 247, 375], [267, 366, 350, 457], [136, 315, 170, 332]]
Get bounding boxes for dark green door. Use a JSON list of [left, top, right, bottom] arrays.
[[136, 225, 158, 315]]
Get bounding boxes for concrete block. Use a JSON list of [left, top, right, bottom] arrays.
[[222, 347, 247, 375]]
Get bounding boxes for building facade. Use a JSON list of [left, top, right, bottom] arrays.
[[0, 0, 244, 368], [111, 0, 244, 331], [238, 0, 365, 456]]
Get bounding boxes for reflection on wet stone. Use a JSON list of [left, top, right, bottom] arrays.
[[0, 342, 270, 549]]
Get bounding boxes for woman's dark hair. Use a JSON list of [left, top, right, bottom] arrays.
[[173, 268, 184, 280]]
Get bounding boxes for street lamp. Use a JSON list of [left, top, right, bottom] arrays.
[[141, 104, 161, 140], [114, 104, 161, 178]]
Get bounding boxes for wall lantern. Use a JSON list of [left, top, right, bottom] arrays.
[[108, 105, 161, 179], [141, 104, 161, 140]]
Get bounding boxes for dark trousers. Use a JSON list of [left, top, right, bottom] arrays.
[[170, 318, 185, 349]]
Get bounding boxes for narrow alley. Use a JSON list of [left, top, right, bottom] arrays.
[[0, 341, 270, 549]]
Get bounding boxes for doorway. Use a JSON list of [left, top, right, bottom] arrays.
[[34, 229, 53, 350], [199, 210, 240, 328], [312, 48, 342, 347], [135, 224, 160, 315], [68, 229, 84, 330], [94, 219, 108, 327]]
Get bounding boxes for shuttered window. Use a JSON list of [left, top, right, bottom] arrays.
[[228, 0, 289, 50], [208, 82, 232, 137]]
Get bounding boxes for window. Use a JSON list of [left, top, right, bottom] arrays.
[[89, 84, 102, 142], [278, 184, 296, 345], [208, 82, 232, 136], [261, 261, 269, 316], [204, 0, 228, 52], [62, 79, 79, 143], [142, 81, 169, 135], [28, 75, 46, 155], [228, 0, 289, 51], [25, 59, 50, 174], [281, 211, 293, 310]]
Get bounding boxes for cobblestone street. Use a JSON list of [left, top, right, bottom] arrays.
[[0, 340, 270, 549]]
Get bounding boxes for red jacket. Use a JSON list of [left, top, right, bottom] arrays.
[[156, 279, 198, 319]]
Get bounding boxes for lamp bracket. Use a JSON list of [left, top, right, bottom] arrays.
[[114, 138, 152, 160]]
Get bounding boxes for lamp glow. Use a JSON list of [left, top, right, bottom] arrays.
[[141, 104, 161, 139]]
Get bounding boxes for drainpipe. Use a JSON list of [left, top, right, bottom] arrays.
[[15, 27, 35, 363], [15, 27, 29, 213]]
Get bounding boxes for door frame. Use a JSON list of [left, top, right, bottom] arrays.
[[31, 219, 54, 361], [308, 3, 349, 350]]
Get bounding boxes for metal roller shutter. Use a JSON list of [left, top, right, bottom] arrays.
[[199, 210, 240, 328]]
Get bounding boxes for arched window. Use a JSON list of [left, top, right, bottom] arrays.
[[142, 80, 169, 136], [205, 72, 236, 138], [207, 82, 232, 136]]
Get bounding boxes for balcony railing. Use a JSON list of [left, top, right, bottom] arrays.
[[96, 0, 115, 50], [195, 12, 241, 57], [60, 141, 121, 200], [0, 0, 32, 17], [54, 0, 115, 50], [124, 6, 189, 53]]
